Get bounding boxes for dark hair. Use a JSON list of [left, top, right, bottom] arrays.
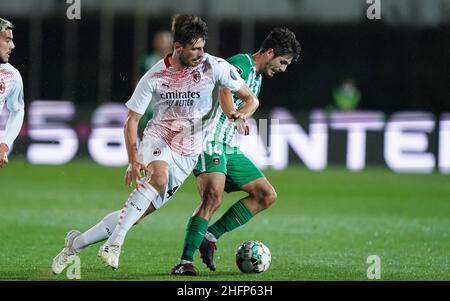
[[171, 14, 208, 46], [259, 27, 301, 62], [0, 17, 14, 32]]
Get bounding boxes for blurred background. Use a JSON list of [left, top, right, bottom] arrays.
[[1, 0, 450, 281], [1, 0, 449, 172]]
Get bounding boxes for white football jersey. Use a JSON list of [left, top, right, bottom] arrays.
[[126, 53, 245, 157], [0, 63, 24, 113]]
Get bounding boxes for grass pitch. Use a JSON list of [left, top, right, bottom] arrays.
[[0, 160, 449, 280]]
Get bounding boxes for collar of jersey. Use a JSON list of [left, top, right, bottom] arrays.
[[164, 53, 173, 68], [245, 53, 255, 67]]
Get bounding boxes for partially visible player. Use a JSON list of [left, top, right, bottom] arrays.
[[0, 17, 24, 169], [51, 14, 259, 274], [171, 28, 301, 275]]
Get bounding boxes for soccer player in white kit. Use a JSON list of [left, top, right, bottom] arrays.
[[52, 14, 259, 273], [0, 18, 24, 169]]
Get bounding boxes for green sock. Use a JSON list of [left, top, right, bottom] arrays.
[[181, 216, 209, 262], [208, 200, 253, 240]]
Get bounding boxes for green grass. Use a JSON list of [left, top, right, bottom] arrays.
[[0, 161, 449, 280]]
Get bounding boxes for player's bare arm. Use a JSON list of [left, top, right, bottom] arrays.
[[124, 110, 147, 187], [228, 84, 259, 119], [0, 143, 9, 168], [220, 85, 259, 135]]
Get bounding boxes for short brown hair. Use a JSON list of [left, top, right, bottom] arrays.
[[260, 27, 301, 62], [171, 14, 208, 46]]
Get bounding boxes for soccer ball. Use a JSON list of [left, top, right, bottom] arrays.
[[235, 240, 271, 273]]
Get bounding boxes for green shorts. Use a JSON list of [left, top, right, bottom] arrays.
[[193, 141, 264, 193]]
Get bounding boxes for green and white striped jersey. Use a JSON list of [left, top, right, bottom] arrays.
[[208, 53, 262, 146]]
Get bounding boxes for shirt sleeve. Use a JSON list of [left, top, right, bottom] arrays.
[[212, 57, 246, 93], [226, 54, 251, 82], [1, 71, 25, 149], [2, 110, 24, 149], [6, 70, 25, 112], [126, 74, 154, 115]]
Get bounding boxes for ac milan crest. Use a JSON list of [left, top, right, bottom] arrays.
[[192, 70, 201, 83], [0, 81, 5, 94], [153, 148, 161, 156]]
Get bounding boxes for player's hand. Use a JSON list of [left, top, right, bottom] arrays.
[[125, 161, 148, 187], [229, 111, 250, 136], [0, 144, 9, 168]]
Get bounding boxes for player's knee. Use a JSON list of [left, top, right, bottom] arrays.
[[202, 188, 223, 211], [148, 173, 168, 192], [258, 187, 277, 209]]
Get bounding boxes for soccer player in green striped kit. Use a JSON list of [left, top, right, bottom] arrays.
[[171, 28, 301, 275]]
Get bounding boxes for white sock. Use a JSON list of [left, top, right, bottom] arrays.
[[205, 231, 217, 242], [72, 210, 121, 252], [107, 182, 158, 246]]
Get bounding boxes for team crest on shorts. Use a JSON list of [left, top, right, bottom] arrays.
[[212, 156, 221, 165], [153, 148, 161, 156], [0, 81, 5, 94], [192, 70, 201, 83]]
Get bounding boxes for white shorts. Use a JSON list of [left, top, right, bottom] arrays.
[[138, 135, 198, 210]]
